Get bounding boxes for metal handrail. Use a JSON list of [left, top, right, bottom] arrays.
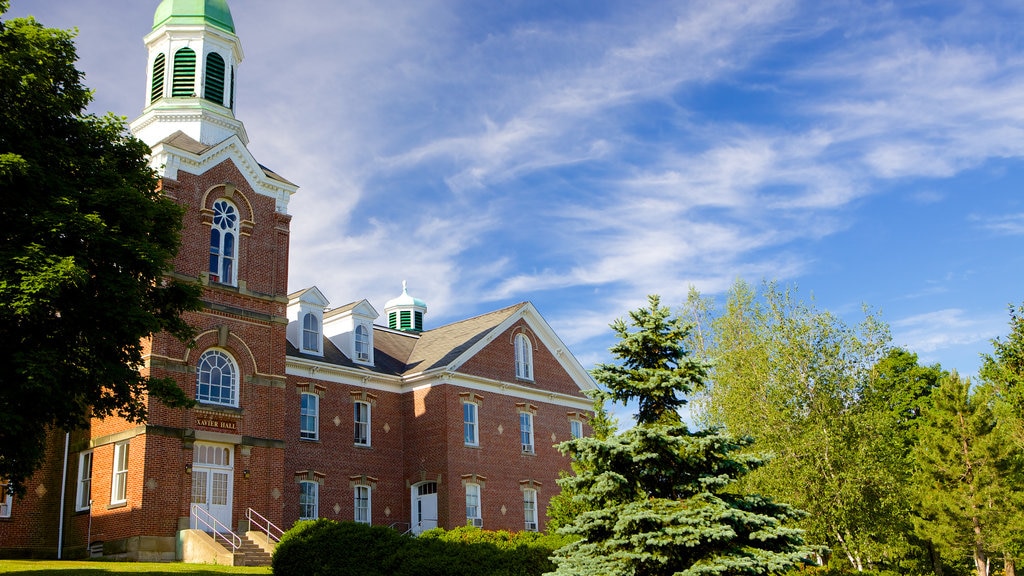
[[190, 504, 242, 551], [246, 507, 284, 544]]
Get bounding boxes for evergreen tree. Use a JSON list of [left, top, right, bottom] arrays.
[[912, 373, 1023, 576], [548, 295, 811, 576]]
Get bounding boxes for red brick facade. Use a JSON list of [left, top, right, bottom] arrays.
[[0, 2, 594, 560]]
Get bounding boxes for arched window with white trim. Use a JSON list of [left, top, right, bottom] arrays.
[[302, 313, 320, 353], [196, 349, 239, 407], [355, 324, 370, 362], [514, 333, 533, 380], [209, 199, 239, 286]]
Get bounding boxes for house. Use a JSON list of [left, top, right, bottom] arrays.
[[0, 0, 595, 561]]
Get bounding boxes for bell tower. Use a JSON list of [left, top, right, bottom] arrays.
[[130, 0, 248, 147]]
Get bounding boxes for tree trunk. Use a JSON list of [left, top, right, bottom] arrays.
[[1006, 553, 1016, 576], [974, 543, 988, 576], [929, 540, 944, 576]]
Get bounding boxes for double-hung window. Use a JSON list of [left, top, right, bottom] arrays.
[[465, 483, 482, 527], [354, 402, 371, 446], [463, 402, 479, 446], [299, 481, 318, 520], [302, 313, 320, 353], [570, 420, 583, 439], [0, 481, 10, 518], [111, 442, 130, 505], [354, 485, 371, 524], [523, 489, 538, 531], [300, 393, 319, 441], [76, 451, 93, 511], [355, 324, 370, 362], [520, 412, 534, 454]]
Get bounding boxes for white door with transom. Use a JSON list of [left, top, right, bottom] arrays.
[[412, 482, 438, 535], [191, 443, 234, 532]]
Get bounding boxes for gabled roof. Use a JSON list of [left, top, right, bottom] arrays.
[[286, 301, 597, 395], [288, 286, 329, 308]]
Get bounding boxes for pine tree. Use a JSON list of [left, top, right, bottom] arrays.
[[912, 373, 1023, 576], [548, 295, 812, 576]]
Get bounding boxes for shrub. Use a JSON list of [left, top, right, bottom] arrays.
[[272, 519, 408, 576]]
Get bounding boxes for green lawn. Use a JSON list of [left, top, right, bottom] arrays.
[[0, 561, 271, 575]]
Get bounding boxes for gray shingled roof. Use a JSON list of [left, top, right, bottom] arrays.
[[288, 302, 526, 377], [158, 130, 296, 186]]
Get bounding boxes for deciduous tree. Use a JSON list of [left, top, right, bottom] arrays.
[[0, 4, 200, 494]]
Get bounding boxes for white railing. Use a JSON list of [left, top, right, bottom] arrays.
[[190, 504, 242, 551], [246, 508, 284, 544]]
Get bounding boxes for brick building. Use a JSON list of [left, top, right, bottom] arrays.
[[0, 0, 595, 561]]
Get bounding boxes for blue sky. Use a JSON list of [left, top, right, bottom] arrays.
[[8, 1, 1024, 392]]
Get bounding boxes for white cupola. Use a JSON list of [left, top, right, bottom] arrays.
[[130, 0, 248, 147], [384, 281, 427, 333]]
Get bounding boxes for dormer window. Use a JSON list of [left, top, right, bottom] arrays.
[[302, 313, 320, 353], [209, 199, 238, 286], [355, 324, 370, 362]]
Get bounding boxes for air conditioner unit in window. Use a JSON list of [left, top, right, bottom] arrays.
[[357, 352, 369, 361], [525, 522, 537, 531], [522, 444, 533, 453], [470, 518, 483, 528]]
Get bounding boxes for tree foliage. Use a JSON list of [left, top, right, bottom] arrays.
[[549, 295, 811, 576], [912, 374, 1023, 576], [0, 6, 201, 493], [687, 280, 930, 572]]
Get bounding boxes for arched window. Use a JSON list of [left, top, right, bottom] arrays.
[[172, 47, 196, 97], [514, 333, 533, 380], [150, 53, 166, 104], [355, 324, 370, 361], [204, 52, 226, 105], [196, 349, 238, 407], [302, 313, 320, 352], [209, 199, 238, 286]]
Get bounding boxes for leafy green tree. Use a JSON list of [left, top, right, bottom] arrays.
[[689, 280, 911, 572], [0, 4, 201, 494], [912, 374, 1023, 576], [981, 302, 1024, 446], [549, 295, 811, 576]]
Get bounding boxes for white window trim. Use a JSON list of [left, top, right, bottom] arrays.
[[354, 485, 371, 524], [302, 313, 320, 353], [570, 419, 583, 439], [354, 401, 371, 446], [465, 483, 482, 526], [299, 481, 318, 520], [355, 323, 372, 363], [209, 198, 239, 287], [523, 488, 538, 531], [76, 451, 93, 511], [515, 333, 533, 381], [463, 402, 479, 447], [111, 442, 129, 505], [0, 482, 10, 518], [196, 349, 239, 408], [520, 412, 535, 454], [300, 392, 319, 441]]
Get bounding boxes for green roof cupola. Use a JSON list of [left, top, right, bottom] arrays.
[[385, 282, 428, 333], [132, 0, 247, 147], [153, 0, 235, 33]]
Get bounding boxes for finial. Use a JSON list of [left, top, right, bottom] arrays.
[[402, 280, 408, 293]]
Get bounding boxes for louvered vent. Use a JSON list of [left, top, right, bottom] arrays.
[[172, 48, 196, 97], [150, 53, 166, 104], [204, 53, 225, 105]]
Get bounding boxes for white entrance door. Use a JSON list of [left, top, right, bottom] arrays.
[[412, 482, 438, 535], [190, 443, 233, 532]]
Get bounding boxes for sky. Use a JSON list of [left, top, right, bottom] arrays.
[[7, 1, 1024, 409]]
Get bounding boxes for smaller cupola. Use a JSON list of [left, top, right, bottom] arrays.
[[384, 281, 427, 333]]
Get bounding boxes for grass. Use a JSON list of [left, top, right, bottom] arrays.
[[0, 560, 271, 575]]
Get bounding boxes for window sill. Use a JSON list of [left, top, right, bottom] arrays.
[[299, 437, 319, 443], [107, 502, 127, 510], [354, 443, 372, 449], [74, 508, 91, 515]]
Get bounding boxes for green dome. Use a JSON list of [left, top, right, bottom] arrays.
[[153, 0, 235, 33]]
